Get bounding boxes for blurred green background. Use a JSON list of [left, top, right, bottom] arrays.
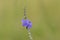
[[0, 0, 60, 40]]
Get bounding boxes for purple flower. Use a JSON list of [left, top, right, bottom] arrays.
[[22, 19, 32, 29]]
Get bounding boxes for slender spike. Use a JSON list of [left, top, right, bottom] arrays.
[[24, 7, 27, 19], [24, 7, 26, 16], [27, 29, 33, 40]]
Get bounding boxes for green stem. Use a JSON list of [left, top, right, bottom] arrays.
[[27, 29, 33, 40]]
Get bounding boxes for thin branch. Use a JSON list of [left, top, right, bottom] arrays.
[[27, 29, 33, 40]]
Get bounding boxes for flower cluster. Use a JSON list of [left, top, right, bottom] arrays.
[[22, 19, 32, 29]]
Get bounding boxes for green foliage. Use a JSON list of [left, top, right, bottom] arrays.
[[0, 0, 60, 40]]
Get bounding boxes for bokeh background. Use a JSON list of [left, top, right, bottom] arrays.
[[0, 0, 60, 40]]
